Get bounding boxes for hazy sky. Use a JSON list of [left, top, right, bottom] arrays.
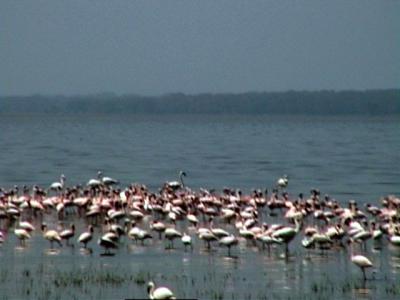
[[1, 1, 399, 96]]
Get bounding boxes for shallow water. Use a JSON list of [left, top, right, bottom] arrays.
[[1, 212, 400, 299], [0, 113, 399, 299]]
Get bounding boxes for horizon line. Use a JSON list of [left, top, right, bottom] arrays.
[[1, 88, 399, 98]]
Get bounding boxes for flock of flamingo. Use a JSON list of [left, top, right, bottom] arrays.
[[0, 170, 400, 299]]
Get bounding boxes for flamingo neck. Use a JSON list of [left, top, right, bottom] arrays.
[[180, 174, 185, 188], [294, 218, 302, 233], [147, 285, 155, 299], [209, 219, 214, 230], [349, 243, 355, 258]]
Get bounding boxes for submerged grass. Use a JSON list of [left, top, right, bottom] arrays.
[[0, 264, 157, 300], [0, 260, 398, 299], [53, 269, 127, 287]]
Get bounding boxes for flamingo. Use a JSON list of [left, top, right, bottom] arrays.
[[98, 234, 118, 255], [130, 210, 145, 221], [166, 171, 186, 191], [351, 252, 373, 280], [187, 213, 199, 227], [164, 228, 182, 249], [128, 223, 142, 243], [108, 209, 126, 222], [257, 234, 282, 252], [127, 222, 151, 245], [102, 231, 120, 243], [147, 281, 175, 300], [271, 219, 301, 256], [370, 222, 383, 240], [78, 225, 94, 248], [14, 228, 31, 247], [389, 235, 400, 246], [87, 171, 102, 188], [221, 208, 236, 223], [49, 174, 66, 192], [209, 217, 230, 238], [219, 234, 238, 256], [150, 221, 166, 239], [301, 236, 315, 252], [136, 229, 153, 245], [325, 224, 345, 243], [351, 229, 372, 250], [98, 171, 119, 186], [60, 223, 75, 246], [19, 221, 35, 232], [198, 229, 217, 249], [276, 175, 288, 190], [181, 232, 192, 251], [311, 233, 333, 251], [41, 223, 62, 249], [239, 227, 256, 243]]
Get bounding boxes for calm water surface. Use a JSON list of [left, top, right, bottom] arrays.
[[1, 113, 399, 198], [0, 113, 399, 299]]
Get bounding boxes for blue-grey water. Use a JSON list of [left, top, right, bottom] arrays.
[[0, 112, 399, 299], [1, 113, 399, 199]]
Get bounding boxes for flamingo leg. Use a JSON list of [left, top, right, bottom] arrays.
[[362, 267, 366, 281]]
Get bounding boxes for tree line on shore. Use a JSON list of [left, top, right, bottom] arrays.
[[1, 89, 399, 115]]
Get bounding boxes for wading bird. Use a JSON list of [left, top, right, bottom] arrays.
[[147, 281, 175, 300]]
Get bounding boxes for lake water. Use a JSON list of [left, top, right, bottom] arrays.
[[0, 112, 399, 299], [1, 113, 399, 199]]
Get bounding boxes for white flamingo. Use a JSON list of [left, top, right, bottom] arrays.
[[147, 281, 175, 300], [164, 228, 182, 249], [98, 234, 118, 255], [389, 235, 400, 246], [271, 219, 301, 256], [41, 223, 62, 249], [198, 229, 217, 249], [219, 234, 238, 256], [150, 221, 166, 239], [60, 223, 75, 246], [14, 228, 31, 247], [78, 225, 94, 248], [181, 232, 192, 251], [19, 221, 35, 232], [98, 171, 119, 186], [187, 213, 199, 227], [49, 174, 66, 192], [87, 171, 103, 187], [349, 241, 373, 280], [276, 175, 288, 189], [166, 171, 186, 191]]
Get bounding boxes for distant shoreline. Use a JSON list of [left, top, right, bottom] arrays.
[[1, 89, 399, 115]]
